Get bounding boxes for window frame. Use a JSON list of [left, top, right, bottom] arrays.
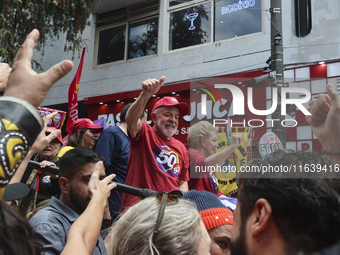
[[165, 0, 264, 53], [165, 0, 214, 54], [127, 15, 159, 60], [167, 0, 209, 11], [94, 0, 160, 67]]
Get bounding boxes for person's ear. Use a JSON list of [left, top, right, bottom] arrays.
[[59, 177, 69, 195], [76, 130, 81, 137], [251, 198, 272, 237], [151, 112, 157, 122], [200, 137, 206, 147]]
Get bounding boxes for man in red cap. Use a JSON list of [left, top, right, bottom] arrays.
[[121, 76, 190, 210]]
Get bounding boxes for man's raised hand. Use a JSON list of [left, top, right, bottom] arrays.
[[5, 29, 73, 108], [141, 76, 166, 98]]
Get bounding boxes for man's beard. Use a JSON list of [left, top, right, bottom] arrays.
[[160, 123, 177, 137], [69, 185, 91, 214], [230, 220, 248, 255]]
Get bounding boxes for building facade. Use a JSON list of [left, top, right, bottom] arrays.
[[39, 0, 340, 153]]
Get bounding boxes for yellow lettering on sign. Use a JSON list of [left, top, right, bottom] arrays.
[[74, 83, 80, 94]]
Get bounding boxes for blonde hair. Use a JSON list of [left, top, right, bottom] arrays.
[[187, 121, 218, 149], [110, 197, 202, 255]]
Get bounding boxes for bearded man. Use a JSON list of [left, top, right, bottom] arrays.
[[120, 76, 190, 210], [29, 147, 111, 255]]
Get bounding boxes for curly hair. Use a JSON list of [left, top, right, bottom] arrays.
[[110, 197, 202, 255], [238, 150, 340, 253]]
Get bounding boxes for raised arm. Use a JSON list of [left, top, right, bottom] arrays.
[[61, 162, 115, 255], [306, 83, 340, 165], [9, 112, 61, 184], [5, 29, 73, 108], [0, 29, 73, 199], [125, 76, 166, 138], [204, 134, 243, 167]]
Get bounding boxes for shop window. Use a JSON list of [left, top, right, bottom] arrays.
[[297, 125, 311, 140], [295, 67, 310, 81], [214, 0, 261, 41], [167, 0, 262, 51], [286, 141, 297, 151], [169, 3, 211, 50], [128, 17, 158, 59], [96, 0, 159, 65], [284, 69, 294, 83], [327, 62, 340, 77], [98, 25, 126, 65], [297, 140, 312, 152], [311, 79, 326, 94]]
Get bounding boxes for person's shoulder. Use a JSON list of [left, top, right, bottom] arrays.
[[58, 146, 74, 157], [101, 126, 119, 134], [189, 148, 199, 154], [141, 121, 149, 127], [29, 205, 59, 227]]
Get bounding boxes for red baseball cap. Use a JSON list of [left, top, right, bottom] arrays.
[[152, 97, 189, 116], [69, 118, 104, 136], [46, 127, 63, 144]]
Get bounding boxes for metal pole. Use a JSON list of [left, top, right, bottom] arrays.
[[270, 0, 286, 148]]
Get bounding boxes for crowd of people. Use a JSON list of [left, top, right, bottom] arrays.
[[1, 29, 340, 255]]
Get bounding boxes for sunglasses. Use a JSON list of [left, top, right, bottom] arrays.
[[153, 190, 183, 243]]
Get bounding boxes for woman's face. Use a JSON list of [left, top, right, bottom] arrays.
[[81, 129, 99, 148], [202, 131, 218, 157]]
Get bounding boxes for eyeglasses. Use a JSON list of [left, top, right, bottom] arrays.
[[153, 190, 183, 243]]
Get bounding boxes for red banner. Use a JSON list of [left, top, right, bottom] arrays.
[[66, 47, 86, 135]]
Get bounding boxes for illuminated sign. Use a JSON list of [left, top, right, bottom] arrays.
[[187, 12, 199, 30], [221, 0, 255, 15]]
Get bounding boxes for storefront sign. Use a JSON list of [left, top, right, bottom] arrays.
[[221, 0, 256, 15]]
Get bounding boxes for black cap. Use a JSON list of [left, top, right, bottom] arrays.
[[2, 183, 29, 201]]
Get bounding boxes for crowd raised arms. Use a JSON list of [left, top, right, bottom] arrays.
[[1, 29, 340, 255]]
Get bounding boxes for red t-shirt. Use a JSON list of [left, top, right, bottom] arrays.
[[188, 148, 222, 196], [121, 122, 189, 211]]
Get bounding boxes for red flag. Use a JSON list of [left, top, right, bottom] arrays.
[[66, 47, 86, 135]]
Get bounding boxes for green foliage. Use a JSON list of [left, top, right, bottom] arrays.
[[0, 0, 99, 68]]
